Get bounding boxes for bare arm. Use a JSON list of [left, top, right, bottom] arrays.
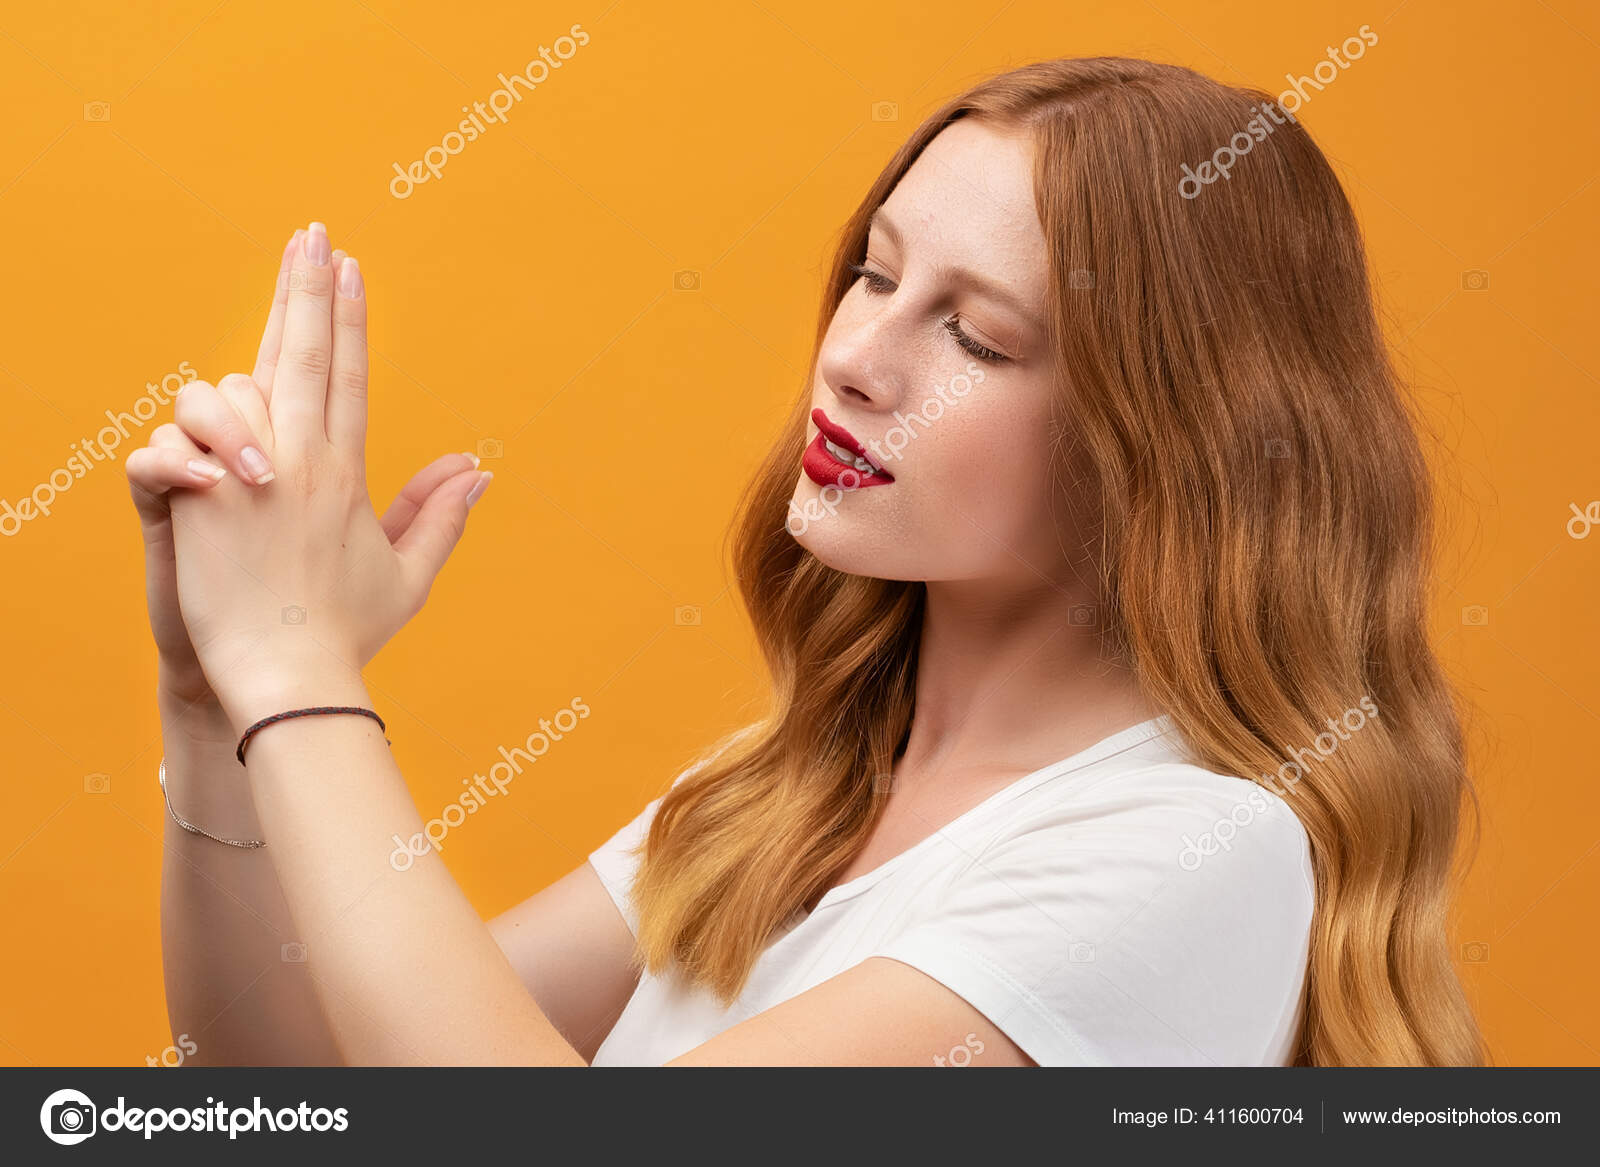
[[487, 863, 642, 1063], [160, 686, 640, 1065], [158, 689, 345, 1065]]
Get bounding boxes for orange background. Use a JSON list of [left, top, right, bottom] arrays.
[[0, 0, 1594, 1066]]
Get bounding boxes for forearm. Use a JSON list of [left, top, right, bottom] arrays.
[[158, 685, 344, 1066], [223, 665, 585, 1066]]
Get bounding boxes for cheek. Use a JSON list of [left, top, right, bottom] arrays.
[[918, 392, 1056, 522]]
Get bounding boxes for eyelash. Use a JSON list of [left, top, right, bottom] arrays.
[[847, 263, 1009, 363]]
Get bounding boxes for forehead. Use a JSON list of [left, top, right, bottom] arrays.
[[876, 118, 1048, 292]]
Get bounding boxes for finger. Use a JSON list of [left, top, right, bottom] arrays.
[[272, 220, 335, 448], [394, 469, 492, 602], [251, 228, 304, 400], [173, 379, 277, 485], [127, 445, 228, 493], [379, 452, 480, 542], [326, 254, 368, 455], [126, 445, 227, 529], [216, 371, 274, 451], [147, 422, 199, 451]]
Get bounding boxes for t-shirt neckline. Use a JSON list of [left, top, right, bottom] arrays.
[[803, 713, 1179, 916]]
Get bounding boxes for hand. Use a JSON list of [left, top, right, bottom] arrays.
[[156, 224, 490, 727], [127, 230, 300, 708]]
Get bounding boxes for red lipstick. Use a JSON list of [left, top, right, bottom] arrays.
[[803, 408, 894, 489]]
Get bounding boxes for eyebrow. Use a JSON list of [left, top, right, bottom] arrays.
[[867, 208, 1042, 330]]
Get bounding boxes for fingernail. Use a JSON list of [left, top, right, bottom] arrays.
[[466, 471, 492, 508], [283, 229, 303, 262], [338, 256, 363, 299], [463, 451, 480, 468], [187, 459, 227, 482], [304, 222, 331, 266], [240, 446, 276, 484]]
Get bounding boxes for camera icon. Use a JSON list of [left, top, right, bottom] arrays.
[[287, 270, 308, 291], [49, 1098, 96, 1140], [83, 773, 110, 794], [871, 772, 896, 794], [1068, 603, 1097, 627], [673, 269, 701, 291], [1264, 438, 1292, 459], [282, 942, 307, 962], [1461, 269, 1490, 291], [1068, 268, 1095, 290], [674, 605, 702, 627], [83, 102, 110, 122], [1069, 942, 1096, 963], [476, 437, 504, 459], [1461, 941, 1490, 963], [281, 605, 307, 626], [871, 101, 899, 122], [1461, 604, 1489, 627]]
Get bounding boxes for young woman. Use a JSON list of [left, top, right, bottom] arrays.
[[132, 58, 1484, 1066]]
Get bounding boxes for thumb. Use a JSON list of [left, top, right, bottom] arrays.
[[393, 469, 492, 595], [381, 451, 480, 544]]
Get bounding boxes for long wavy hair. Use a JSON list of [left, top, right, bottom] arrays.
[[629, 57, 1484, 1066]]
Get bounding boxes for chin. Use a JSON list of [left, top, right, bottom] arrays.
[[784, 482, 913, 579]]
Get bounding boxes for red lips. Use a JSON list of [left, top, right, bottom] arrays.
[[802, 408, 894, 489]]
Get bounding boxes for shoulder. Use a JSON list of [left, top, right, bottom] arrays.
[[875, 735, 1317, 1064], [989, 730, 1316, 908]]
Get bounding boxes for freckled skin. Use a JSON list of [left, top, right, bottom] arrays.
[[790, 121, 1075, 588]]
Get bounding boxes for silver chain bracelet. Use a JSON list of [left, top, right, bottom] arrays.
[[158, 757, 266, 849]]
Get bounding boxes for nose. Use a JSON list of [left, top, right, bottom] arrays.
[[815, 303, 909, 414]]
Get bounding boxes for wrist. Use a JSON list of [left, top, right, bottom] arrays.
[[157, 681, 234, 747], [213, 655, 372, 741], [155, 658, 212, 708], [158, 707, 261, 838]]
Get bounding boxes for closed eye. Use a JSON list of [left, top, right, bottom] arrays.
[[850, 262, 1010, 364], [848, 262, 895, 295], [941, 316, 1006, 363]]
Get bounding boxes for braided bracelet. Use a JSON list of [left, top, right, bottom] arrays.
[[236, 706, 390, 765]]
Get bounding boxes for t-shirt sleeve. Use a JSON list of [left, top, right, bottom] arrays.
[[587, 726, 762, 937], [586, 792, 664, 938], [871, 772, 1316, 1066]]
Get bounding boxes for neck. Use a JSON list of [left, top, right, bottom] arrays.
[[899, 574, 1156, 780]]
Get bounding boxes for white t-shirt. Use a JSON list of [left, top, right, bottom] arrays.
[[586, 715, 1315, 1066]]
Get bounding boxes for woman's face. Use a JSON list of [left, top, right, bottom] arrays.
[[788, 118, 1068, 585]]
